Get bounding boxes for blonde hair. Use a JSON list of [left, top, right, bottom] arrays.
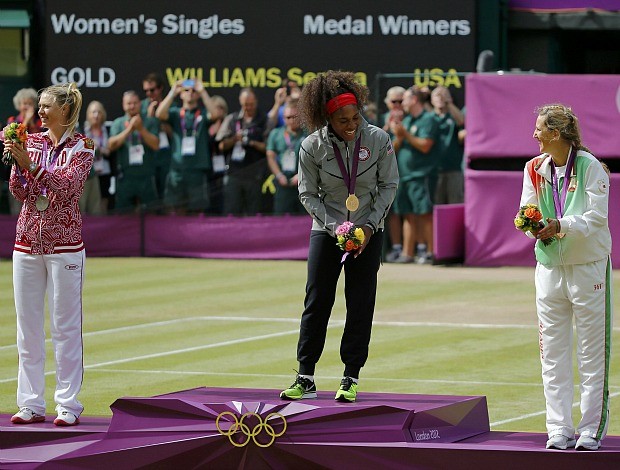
[[211, 95, 228, 115], [86, 100, 107, 122], [13, 88, 38, 110], [384, 86, 405, 104], [536, 103, 590, 153], [536, 103, 611, 174], [40, 82, 83, 133]]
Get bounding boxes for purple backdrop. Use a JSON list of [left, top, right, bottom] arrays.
[[510, 0, 620, 10], [0, 214, 312, 260], [465, 74, 620, 158]]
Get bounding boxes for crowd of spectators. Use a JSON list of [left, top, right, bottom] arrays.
[[1, 78, 466, 264], [382, 84, 466, 264]]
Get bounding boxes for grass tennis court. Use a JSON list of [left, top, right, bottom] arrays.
[[0, 257, 618, 435]]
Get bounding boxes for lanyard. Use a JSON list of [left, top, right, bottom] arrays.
[[283, 131, 298, 151], [87, 128, 106, 157], [550, 147, 576, 218], [331, 136, 361, 196], [181, 108, 201, 136]]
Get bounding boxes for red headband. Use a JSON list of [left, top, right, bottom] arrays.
[[326, 93, 358, 115]]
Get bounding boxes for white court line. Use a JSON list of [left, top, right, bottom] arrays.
[[490, 390, 620, 427], [89, 369, 547, 388], [0, 316, 547, 353], [0, 325, 318, 384], [85, 369, 620, 390], [2, 313, 619, 354]]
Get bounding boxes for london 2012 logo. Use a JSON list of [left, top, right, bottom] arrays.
[[216, 411, 287, 447]]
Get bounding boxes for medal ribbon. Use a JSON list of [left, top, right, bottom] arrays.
[[180, 108, 201, 137], [331, 136, 361, 199], [283, 131, 294, 151], [550, 147, 576, 218], [39, 138, 68, 197]]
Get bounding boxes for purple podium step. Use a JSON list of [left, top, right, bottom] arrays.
[[107, 387, 490, 446], [2, 387, 619, 469]]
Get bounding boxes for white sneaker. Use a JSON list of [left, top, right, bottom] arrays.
[[54, 410, 80, 426], [385, 248, 402, 262], [575, 435, 601, 451], [394, 254, 414, 264], [546, 434, 576, 450], [10, 407, 46, 424]]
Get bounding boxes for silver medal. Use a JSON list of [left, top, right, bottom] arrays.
[[35, 195, 49, 211]]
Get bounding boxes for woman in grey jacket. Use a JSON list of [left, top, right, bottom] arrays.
[[280, 70, 399, 403]]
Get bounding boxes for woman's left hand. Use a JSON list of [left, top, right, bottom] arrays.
[[354, 226, 373, 258]]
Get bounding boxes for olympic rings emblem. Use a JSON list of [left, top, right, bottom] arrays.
[[216, 411, 287, 448]]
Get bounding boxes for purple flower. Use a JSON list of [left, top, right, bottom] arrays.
[[335, 221, 354, 236]]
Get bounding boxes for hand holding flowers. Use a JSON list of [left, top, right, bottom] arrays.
[[335, 221, 366, 262], [1, 122, 28, 165], [514, 203, 555, 246]]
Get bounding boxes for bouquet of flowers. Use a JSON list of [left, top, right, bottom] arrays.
[[1, 122, 28, 165], [335, 221, 365, 262], [514, 203, 554, 246]]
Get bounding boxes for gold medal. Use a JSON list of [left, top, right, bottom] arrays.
[[345, 194, 359, 212], [35, 195, 49, 211]]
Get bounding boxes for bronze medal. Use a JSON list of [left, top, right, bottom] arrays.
[[345, 194, 359, 212], [35, 195, 49, 211]]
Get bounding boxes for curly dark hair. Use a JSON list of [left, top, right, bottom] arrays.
[[298, 70, 369, 132]]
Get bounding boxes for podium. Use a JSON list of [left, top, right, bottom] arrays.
[[2, 387, 619, 469]]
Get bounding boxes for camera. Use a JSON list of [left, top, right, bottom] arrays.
[[182, 79, 195, 89]]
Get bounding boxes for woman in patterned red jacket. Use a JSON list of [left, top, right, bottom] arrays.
[[4, 83, 94, 427]]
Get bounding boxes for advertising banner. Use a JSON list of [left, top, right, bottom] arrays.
[[43, 0, 476, 119]]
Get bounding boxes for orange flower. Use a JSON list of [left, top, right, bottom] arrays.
[[524, 207, 542, 222], [15, 123, 27, 143], [345, 239, 356, 251]]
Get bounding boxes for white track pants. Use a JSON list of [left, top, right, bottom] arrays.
[[13, 250, 85, 417], [535, 257, 613, 440]]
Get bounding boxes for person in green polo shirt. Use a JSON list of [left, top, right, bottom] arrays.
[[155, 79, 218, 214], [109, 91, 160, 213], [391, 86, 439, 264], [266, 102, 306, 214], [140, 72, 173, 204], [431, 86, 465, 205]]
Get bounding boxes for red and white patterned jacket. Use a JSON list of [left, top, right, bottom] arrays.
[[9, 131, 95, 254]]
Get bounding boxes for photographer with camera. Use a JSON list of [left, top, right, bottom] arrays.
[[155, 78, 218, 214], [216, 87, 269, 215]]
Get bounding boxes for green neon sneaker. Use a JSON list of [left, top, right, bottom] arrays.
[[280, 375, 317, 400], [334, 377, 358, 403]]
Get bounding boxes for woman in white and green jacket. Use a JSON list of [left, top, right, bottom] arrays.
[[519, 104, 612, 451]]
